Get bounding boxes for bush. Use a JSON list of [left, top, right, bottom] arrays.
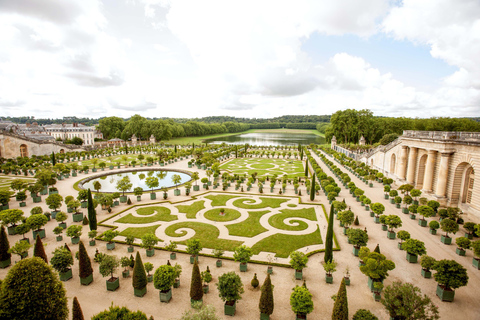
[[190, 260, 203, 301], [259, 273, 274, 316], [352, 309, 378, 320], [216, 271, 244, 302], [289, 251, 308, 271], [50, 247, 74, 273], [132, 252, 147, 290], [91, 306, 147, 320], [290, 285, 313, 315], [78, 241, 93, 279], [153, 264, 176, 292]]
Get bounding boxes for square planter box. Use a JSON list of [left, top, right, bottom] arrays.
[[473, 258, 480, 269], [7, 226, 17, 236], [122, 270, 130, 278], [80, 274, 93, 285], [406, 252, 418, 263], [137, 196, 142, 201], [71, 237, 80, 245], [193, 185, 200, 191], [402, 208, 409, 214], [436, 284, 455, 302], [67, 208, 74, 213], [19, 202, 26, 207], [190, 255, 198, 264], [33, 197, 42, 203], [381, 225, 388, 231], [32, 229, 46, 239], [0, 258, 11, 269], [441, 235, 452, 245], [59, 269, 73, 281], [59, 222, 67, 229], [398, 242, 403, 249], [387, 231, 396, 239], [418, 219, 428, 227], [174, 189, 181, 196], [456, 248, 466, 256], [295, 313, 307, 320], [89, 240, 96, 246], [429, 229, 437, 235], [216, 260, 222, 267], [325, 274, 333, 283], [224, 301, 236, 316], [365, 206, 370, 211], [465, 233, 473, 240], [295, 270, 303, 280], [409, 214, 416, 220], [120, 196, 127, 203], [260, 313, 270, 320], [267, 266, 273, 274], [173, 278, 180, 288], [353, 246, 360, 256], [160, 289, 172, 303], [150, 193, 156, 200], [56, 235, 63, 242], [421, 268, 432, 278], [134, 286, 147, 297], [240, 262, 248, 272], [106, 277, 120, 291], [396, 204, 401, 208], [203, 284, 209, 294], [146, 248, 155, 257], [73, 213, 84, 222], [344, 277, 350, 286], [81, 202, 88, 208], [147, 275, 153, 282], [106, 242, 115, 250], [373, 216, 380, 224], [370, 211, 375, 217], [170, 252, 176, 260]]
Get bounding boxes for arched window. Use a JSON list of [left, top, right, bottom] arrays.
[[20, 144, 28, 157]]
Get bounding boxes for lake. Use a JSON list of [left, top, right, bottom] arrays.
[[203, 132, 325, 146]]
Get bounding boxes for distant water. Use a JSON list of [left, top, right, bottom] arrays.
[[204, 132, 325, 146]]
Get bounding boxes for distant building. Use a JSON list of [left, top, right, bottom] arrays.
[[43, 123, 95, 146]]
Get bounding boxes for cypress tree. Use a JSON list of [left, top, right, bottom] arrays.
[[310, 173, 316, 201], [332, 278, 348, 320], [33, 234, 48, 264], [259, 273, 274, 316], [72, 296, 85, 320], [78, 241, 93, 280], [51, 152, 56, 166], [0, 226, 11, 265], [87, 189, 97, 231], [300, 147, 303, 161], [324, 204, 334, 263], [132, 252, 147, 291], [304, 161, 308, 177], [190, 260, 203, 301]]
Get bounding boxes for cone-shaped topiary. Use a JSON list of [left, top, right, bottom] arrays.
[[82, 216, 89, 226], [251, 273, 259, 288], [72, 296, 85, 320], [78, 241, 93, 280], [259, 273, 274, 316], [354, 216, 359, 226], [190, 260, 203, 301], [127, 197, 132, 205], [132, 251, 147, 290], [374, 244, 381, 254], [0, 226, 12, 264], [332, 278, 348, 320], [87, 189, 97, 231], [130, 254, 135, 268], [64, 243, 71, 252], [33, 234, 48, 264], [324, 204, 334, 263]]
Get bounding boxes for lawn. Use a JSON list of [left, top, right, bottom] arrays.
[[204, 208, 241, 222], [220, 158, 304, 178], [226, 210, 269, 237], [268, 208, 317, 231], [116, 206, 178, 224], [232, 197, 289, 209], [120, 225, 160, 239], [176, 200, 206, 219], [204, 194, 240, 206]]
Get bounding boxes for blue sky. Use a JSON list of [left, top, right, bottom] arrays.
[[0, 0, 478, 119]]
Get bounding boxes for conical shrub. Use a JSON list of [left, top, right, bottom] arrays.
[[132, 251, 147, 290], [259, 273, 274, 316], [72, 296, 84, 320], [0, 226, 12, 263], [78, 241, 93, 279], [33, 234, 48, 263], [324, 204, 334, 263], [190, 260, 203, 301], [332, 278, 348, 320]]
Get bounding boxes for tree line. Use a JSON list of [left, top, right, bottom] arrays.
[[325, 109, 480, 145]]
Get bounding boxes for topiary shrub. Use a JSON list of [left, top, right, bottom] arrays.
[[132, 252, 147, 291]]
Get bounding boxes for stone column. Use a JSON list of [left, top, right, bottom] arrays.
[[435, 152, 452, 198], [423, 150, 436, 192], [397, 146, 408, 180], [406, 147, 418, 184]]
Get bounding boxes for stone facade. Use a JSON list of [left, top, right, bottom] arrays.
[[43, 123, 95, 146], [0, 131, 84, 158], [361, 130, 479, 218]]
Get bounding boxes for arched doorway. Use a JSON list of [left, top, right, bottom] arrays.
[[20, 144, 28, 157], [59, 149, 65, 154], [451, 162, 475, 206], [390, 154, 396, 174], [416, 154, 427, 189]]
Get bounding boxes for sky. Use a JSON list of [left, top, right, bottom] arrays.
[[0, 0, 479, 120]]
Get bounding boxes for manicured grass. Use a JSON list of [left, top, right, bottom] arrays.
[[204, 208, 241, 222], [250, 163, 275, 169], [116, 207, 178, 224], [120, 225, 161, 239], [287, 204, 297, 207], [176, 200, 206, 219], [220, 158, 304, 178], [268, 208, 317, 231], [251, 226, 322, 258], [136, 206, 170, 216], [232, 197, 289, 209], [165, 222, 243, 251], [205, 194, 240, 206], [226, 210, 269, 237]]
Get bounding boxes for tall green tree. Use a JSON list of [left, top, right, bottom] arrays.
[[0, 257, 68, 320], [72, 297, 85, 320], [33, 234, 48, 264], [190, 260, 203, 302], [0, 226, 11, 265], [324, 204, 334, 263], [87, 189, 97, 231], [259, 273, 274, 317], [332, 278, 348, 320], [78, 241, 93, 281], [310, 173, 316, 201], [304, 160, 308, 177], [132, 252, 147, 292]]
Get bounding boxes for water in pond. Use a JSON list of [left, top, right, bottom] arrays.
[[81, 170, 191, 193], [204, 132, 325, 146]]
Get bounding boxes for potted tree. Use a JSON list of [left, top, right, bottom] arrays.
[[455, 237, 471, 256], [259, 273, 274, 320], [78, 241, 94, 285], [379, 215, 388, 231], [440, 218, 458, 245], [132, 252, 147, 297], [121, 256, 131, 278], [56, 211, 68, 229], [429, 220, 440, 235], [0, 209, 24, 235], [16, 223, 31, 243], [338, 210, 354, 234], [346, 228, 368, 256], [26, 214, 48, 239], [417, 205, 434, 227], [186, 238, 202, 264], [217, 271, 244, 316], [401, 239, 426, 263], [133, 187, 143, 202], [371, 203, 385, 224], [116, 176, 132, 202], [173, 263, 182, 288], [323, 259, 337, 283], [373, 282, 384, 301], [53, 226, 64, 242], [8, 240, 32, 260], [213, 248, 224, 267], [359, 249, 395, 292], [420, 255, 436, 278], [464, 222, 476, 239], [102, 230, 120, 250], [50, 246, 74, 281], [289, 251, 308, 280], [233, 245, 254, 272], [99, 254, 120, 291], [290, 285, 313, 320], [385, 215, 402, 239], [433, 259, 469, 302], [141, 233, 159, 257], [153, 264, 176, 303], [397, 230, 410, 250], [0, 226, 11, 268], [343, 267, 351, 286], [45, 193, 63, 217], [165, 241, 177, 260], [125, 235, 135, 252], [145, 176, 159, 200], [190, 260, 203, 304], [66, 225, 82, 245], [144, 262, 154, 282], [88, 230, 98, 246]]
